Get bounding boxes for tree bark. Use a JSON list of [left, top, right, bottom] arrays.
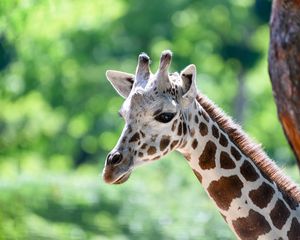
[[268, 0, 300, 167]]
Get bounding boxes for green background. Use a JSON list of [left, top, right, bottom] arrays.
[[0, 0, 299, 239]]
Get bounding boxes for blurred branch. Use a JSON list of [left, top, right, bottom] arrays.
[[268, 0, 300, 168]]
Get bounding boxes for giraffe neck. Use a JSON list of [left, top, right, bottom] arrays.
[[177, 94, 300, 240]]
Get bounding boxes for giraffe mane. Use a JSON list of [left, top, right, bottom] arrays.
[[196, 93, 300, 203]]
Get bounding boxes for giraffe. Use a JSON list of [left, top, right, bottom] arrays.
[[102, 50, 300, 239]]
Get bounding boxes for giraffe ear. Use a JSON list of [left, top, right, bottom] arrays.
[[180, 64, 198, 106], [106, 70, 135, 98]]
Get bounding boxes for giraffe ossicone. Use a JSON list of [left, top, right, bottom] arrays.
[[103, 50, 300, 239]]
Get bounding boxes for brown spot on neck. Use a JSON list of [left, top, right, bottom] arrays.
[[219, 133, 228, 147], [249, 182, 275, 208], [212, 124, 219, 139], [232, 209, 271, 240], [207, 175, 243, 210], [231, 146, 241, 160], [287, 218, 300, 240], [199, 122, 208, 136], [270, 199, 291, 230], [198, 141, 217, 170], [240, 160, 259, 182], [220, 151, 236, 169]]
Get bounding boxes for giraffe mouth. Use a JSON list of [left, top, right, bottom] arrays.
[[102, 166, 132, 185], [112, 171, 132, 184]]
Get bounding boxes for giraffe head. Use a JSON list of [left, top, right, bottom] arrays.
[[103, 50, 198, 184]]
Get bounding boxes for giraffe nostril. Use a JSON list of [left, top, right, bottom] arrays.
[[109, 152, 123, 165]]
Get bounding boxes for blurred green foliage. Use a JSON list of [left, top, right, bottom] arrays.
[[0, 0, 298, 239]]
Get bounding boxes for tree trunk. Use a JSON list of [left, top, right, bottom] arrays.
[[268, 0, 300, 167], [269, 0, 300, 167]]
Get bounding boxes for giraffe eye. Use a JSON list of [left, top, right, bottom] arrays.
[[155, 112, 176, 123]]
